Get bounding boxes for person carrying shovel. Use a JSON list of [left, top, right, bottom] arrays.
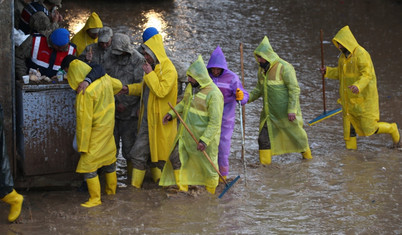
[[248, 36, 312, 165], [160, 55, 224, 195]]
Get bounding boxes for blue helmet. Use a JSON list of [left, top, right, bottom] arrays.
[[142, 27, 159, 42]]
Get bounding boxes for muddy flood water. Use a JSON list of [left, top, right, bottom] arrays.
[[2, 0, 402, 234]]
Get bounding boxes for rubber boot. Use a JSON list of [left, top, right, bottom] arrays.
[[131, 169, 146, 189], [219, 175, 227, 183], [345, 137, 357, 150], [150, 167, 161, 183], [377, 122, 401, 146], [301, 148, 313, 159], [205, 186, 216, 195], [81, 176, 102, 208], [173, 170, 188, 192], [105, 171, 117, 195], [259, 149, 272, 165], [1, 189, 23, 222]]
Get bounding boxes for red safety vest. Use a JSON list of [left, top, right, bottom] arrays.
[[29, 35, 76, 77]]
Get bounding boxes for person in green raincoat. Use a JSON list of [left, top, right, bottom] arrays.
[[248, 36, 312, 165], [71, 12, 103, 56], [160, 55, 224, 195], [61, 55, 122, 208], [321, 25, 400, 149]]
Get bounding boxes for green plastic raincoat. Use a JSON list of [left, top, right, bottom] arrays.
[[71, 12, 103, 56], [248, 36, 309, 155], [160, 55, 223, 188], [67, 59, 122, 173], [326, 26, 379, 139], [127, 33, 177, 163]]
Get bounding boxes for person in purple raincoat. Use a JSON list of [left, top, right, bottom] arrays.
[[207, 45, 249, 181]]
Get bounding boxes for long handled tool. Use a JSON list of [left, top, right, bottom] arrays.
[[239, 43, 247, 186], [168, 102, 240, 198], [308, 29, 342, 126]]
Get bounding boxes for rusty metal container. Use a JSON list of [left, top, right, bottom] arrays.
[[16, 81, 80, 176]]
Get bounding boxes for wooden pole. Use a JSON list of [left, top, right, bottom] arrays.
[[239, 43, 246, 162], [320, 29, 326, 113]]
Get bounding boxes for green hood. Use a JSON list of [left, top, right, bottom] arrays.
[[254, 36, 280, 64], [186, 55, 212, 88]]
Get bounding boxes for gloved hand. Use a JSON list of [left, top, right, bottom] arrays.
[[236, 88, 244, 101]]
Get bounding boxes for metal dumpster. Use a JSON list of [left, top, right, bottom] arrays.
[[16, 81, 80, 176]]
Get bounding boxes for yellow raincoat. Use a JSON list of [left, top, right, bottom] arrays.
[[127, 33, 177, 163], [248, 36, 309, 155], [71, 12, 103, 56], [326, 26, 379, 139], [160, 55, 223, 188], [67, 59, 122, 173]]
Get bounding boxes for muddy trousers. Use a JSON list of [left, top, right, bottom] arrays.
[[1, 103, 13, 198], [114, 117, 138, 161], [169, 143, 182, 170]]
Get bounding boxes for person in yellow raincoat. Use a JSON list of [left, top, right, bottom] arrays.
[[61, 55, 122, 208], [160, 55, 224, 195], [71, 12, 103, 56], [321, 25, 400, 149], [248, 36, 312, 165], [119, 27, 177, 188]]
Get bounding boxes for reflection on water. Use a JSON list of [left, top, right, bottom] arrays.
[[3, 0, 401, 234]]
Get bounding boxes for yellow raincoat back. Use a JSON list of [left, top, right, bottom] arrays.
[[127, 33, 177, 163], [71, 12, 103, 56], [248, 36, 309, 155], [326, 26, 379, 139], [160, 55, 223, 188], [67, 59, 122, 173]]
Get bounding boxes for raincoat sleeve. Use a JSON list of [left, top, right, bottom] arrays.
[[127, 82, 143, 96], [143, 65, 176, 98], [282, 64, 300, 114], [75, 93, 94, 153], [110, 77, 123, 95], [15, 36, 32, 79], [199, 91, 223, 146], [325, 66, 339, 80], [248, 73, 263, 103], [352, 48, 373, 92]]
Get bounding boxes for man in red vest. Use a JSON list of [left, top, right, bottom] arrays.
[[15, 27, 76, 81]]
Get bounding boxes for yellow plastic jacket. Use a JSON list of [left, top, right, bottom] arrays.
[[127, 33, 177, 163], [160, 55, 223, 188], [67, 59, 122, 173], [71, 12, 103, 56], [326, 26, 379, 139], [248, 36, 309, 155]]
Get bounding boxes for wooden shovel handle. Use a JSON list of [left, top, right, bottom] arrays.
[[168, 102, 228, 185]]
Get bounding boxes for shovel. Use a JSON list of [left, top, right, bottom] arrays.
[[168, 102, 240, 198], [308, 29, 342, 126]]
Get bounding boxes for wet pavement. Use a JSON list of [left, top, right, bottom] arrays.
[[2, 0, 401, 234]]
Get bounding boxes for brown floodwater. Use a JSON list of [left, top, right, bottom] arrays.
[[1, 0, 402, 234]]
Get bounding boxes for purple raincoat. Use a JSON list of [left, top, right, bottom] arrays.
[[207, 46, 249, 176]]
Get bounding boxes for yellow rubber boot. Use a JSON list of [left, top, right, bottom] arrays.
[[205, 186, 216, 195], [105, 171, 117, 195], [302, 148, 313, 159], [150, 167, 161, 183], [219, 175, 227, 183], [377, 122, 400, 145], [173, 170, 188, 192], [259, 149, 272, 165], [81, 176, 102, 208], [345, 137, 357, 149], [1, 189, 23, 222], [131, 169, 146, 189]]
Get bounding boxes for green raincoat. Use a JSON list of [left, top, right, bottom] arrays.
[[248, 36, 309, 155], [67, 59, 122, 173], [71, 12, 103, 56], [160, 55, 223, 188], [326, 25, 379, 139]]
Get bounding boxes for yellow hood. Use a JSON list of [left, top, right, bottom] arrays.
[[67, 59, 91, 91], [332, 25, 360, 53], [254, 36, 280, 64]]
